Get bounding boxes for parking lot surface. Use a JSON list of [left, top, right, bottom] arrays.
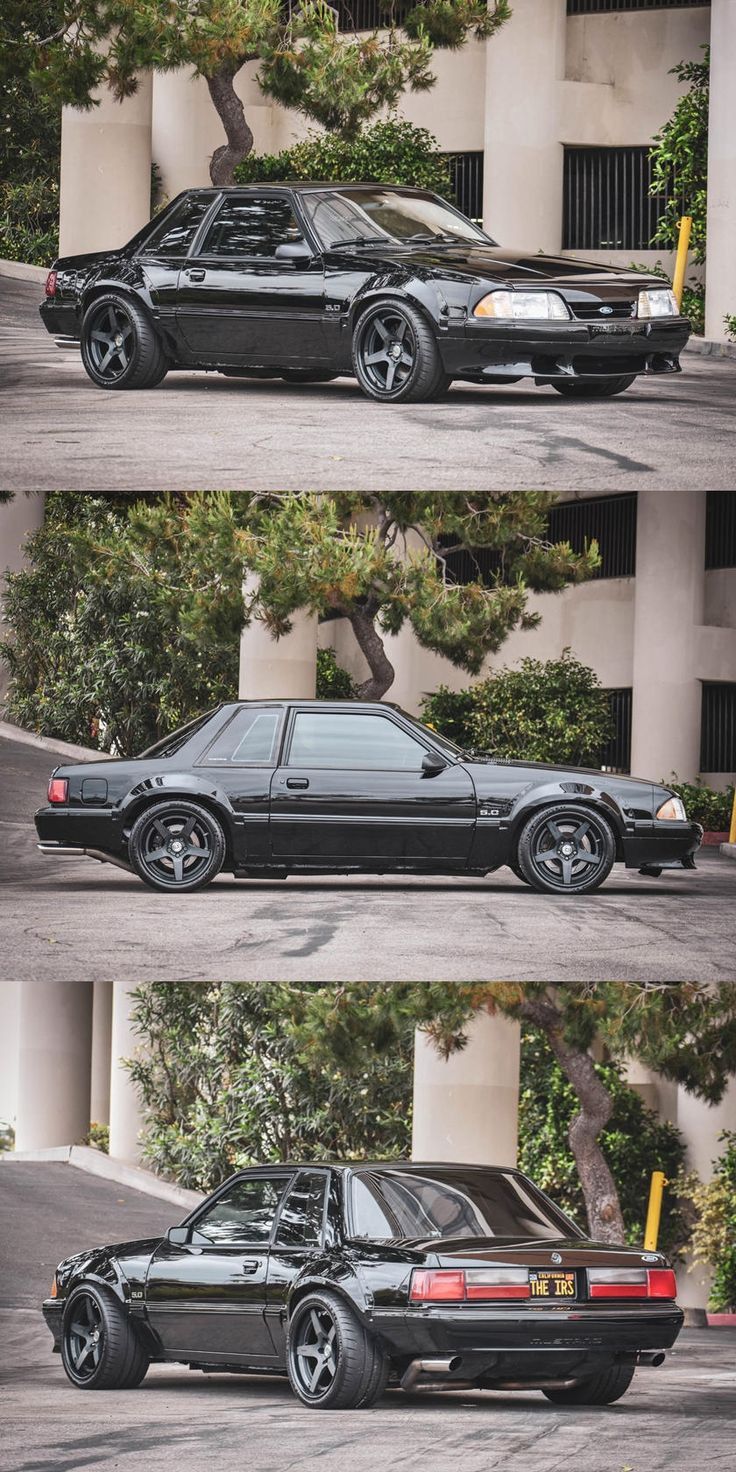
[[3, 276, 736, 492], [2, 732, 734, 983], [1, 1163, 734, 1472]]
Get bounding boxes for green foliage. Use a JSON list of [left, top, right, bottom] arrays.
[[0, 176, 59, 264], [235, 120, 453, 198], [0, 3, 63, 263], [518, 1030, 688, 1256], [666, 779, 734, 833], [725, 314, 736, 344], [649, 50, 709, 264], [86, 1122, 110, 1153], [681, 1133, 736, 1311], [420, 651, 613, 765], [126, 983, 414, 1191], [316, 647, 357, 700]]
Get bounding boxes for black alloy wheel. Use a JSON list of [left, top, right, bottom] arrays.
[[63, 1290, 104, 1384], [81, 292, 169, 390], [517, 803, 615, 895], [287, 1292, 388, 1410], [61, 1285, 149, 1390], [128, 800, 226, 893], [352, 301, 449, 403], [552, 374, 636, 398]]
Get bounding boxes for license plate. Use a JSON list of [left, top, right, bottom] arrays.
[[529, 1270, 577, 1300]]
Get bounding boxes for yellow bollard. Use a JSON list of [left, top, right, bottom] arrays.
[[644, 1171, 667, 1251], [672, 216, 692, 311], [730, 789, 736, 845]]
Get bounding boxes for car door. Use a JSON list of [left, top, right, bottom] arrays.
[[135, 193, 218, 349], [268, 708, 477, 868], [175, 191, 329, 364], [265, 1170, 336, 1360], [144, 1172, 294, 1362]]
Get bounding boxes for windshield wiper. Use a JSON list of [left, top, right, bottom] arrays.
[[403, 232, 466, 245], [329, 235, 390, 249]]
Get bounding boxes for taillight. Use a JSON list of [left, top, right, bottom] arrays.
[[646, 1268, 677, 1299], [48, 777, 68, 804], [45, 270, 58, 297], [588, 1267, 677, 1300], [409, 1268, 530, 1303]]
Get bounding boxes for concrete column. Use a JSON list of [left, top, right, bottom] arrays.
[[152, 66, 277, 200], [630, 492, 706, 783], [59, 74, 153, 257], [483, 0, 567, 250], [90, 982, 113, 1126], [239, 574, 317, 698], [0, 983, 21, 1130], [108, 984, 145, 1165], [623, 1059, 678, 1125], [15, 984, 93, 1150], [0, 494, 46, 705], [412, 1012, 521, 1167], [705, 1, 736, 342]]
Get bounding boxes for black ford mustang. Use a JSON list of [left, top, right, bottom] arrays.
[[43, 1162, 683, 1410], [34, 699, 701, 896], [39, 183, 690, 404]]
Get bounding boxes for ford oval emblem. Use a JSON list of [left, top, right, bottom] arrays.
[[599, 305, 614, 315], [551, 1251, 562, 1264]]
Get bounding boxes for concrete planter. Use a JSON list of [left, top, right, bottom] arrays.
[[706, 1312, 736, 1327]]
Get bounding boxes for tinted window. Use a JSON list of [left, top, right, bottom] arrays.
[[137, 709, 217, 759], [288, 713, 425, 769], [142, 196, 213, 257], [195, 1175, 290, 1245], [275, 1172, 328, 1248], [302, 188, 492, 249], [200, 195, 303, 258], [350, 1169, 579, 1242], [202, 708, 281, 765]]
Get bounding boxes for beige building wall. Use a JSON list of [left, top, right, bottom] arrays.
[[0, 493, 46, 705], [59, 76, 153, 256]]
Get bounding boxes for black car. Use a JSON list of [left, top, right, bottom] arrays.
[[39, 183, 690, 404], [35, 699, 701, 896], [43, 1162, 683, 1410]]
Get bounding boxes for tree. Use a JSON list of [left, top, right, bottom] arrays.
[[650, 49, 709, 264], [33, 1, 510, 187], [0, 3, 63, 261]]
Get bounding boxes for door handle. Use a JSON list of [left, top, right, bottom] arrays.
[[187, 268, 206, 281], [241, 1259, 259, 1274], [286, 778, 309, 789]]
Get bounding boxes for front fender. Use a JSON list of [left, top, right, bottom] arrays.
[[509, 781, 627, 841], [348, 272, 446, 333]]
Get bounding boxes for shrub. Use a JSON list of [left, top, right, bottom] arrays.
[[0, 176, 59, 265], [316, 647, 357, 700], [678, 1133, 736, 1311], [666, 779, 734, 833], [234, 120, 453, 199], [725, 314, 736, 344], [518, 1030, 689, 1256], [420, 650, 613, 766], [649, 51, 709, 264]]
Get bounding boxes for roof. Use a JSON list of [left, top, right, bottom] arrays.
[[182, 182, 430, 196], [229, 1161, 513, 1175]]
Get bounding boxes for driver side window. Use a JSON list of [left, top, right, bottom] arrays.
[[193, 1175, 291, 1246], [287, 712, 426, 770], [200, 195, 303, 259]]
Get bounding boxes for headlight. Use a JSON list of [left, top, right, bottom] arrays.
[[474, 290, 571, 321], [656, 797, 687, 821], [637, 288, 679, 319]]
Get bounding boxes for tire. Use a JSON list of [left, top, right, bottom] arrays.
[[280, 370, 339, 384], [286, 1291, 388, 1410], [128, 799, 226, 894], [81, 293, 169, 390], [508, 859, 531, 885], [516, 803, 616, 896], [352, 300, 449, 404], [542, 1364, 635, 1406], [61, 1284, 149, 1391], [552, 375, 636, 399]]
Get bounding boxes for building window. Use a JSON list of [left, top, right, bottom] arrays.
[[547, 494, 637, 580], [700, 685, 736, 774], [600, 689, 632, 773], [331, 1, 414, 29], [443, 152, 484, 224], [563, 146, 683, 253], [567, 2, 709, 14], [705, 492, 736, 571]]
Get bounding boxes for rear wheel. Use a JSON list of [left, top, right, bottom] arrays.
[[81, 293, 169, 390], [128, 800, 226, 893], [61, 1285, 149, 1391], [352, 301, 449, 404], [516, 803, 616, 895], [287, 1291, 388, 1410], [542, 1364, 635, 1406], [552, 375, 636, 399]]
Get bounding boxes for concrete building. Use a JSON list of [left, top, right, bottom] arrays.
[[54, 1, 734, 340]]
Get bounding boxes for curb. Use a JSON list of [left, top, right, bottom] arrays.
[[684, 337, 736, 360], [0, 720, 102, 764], [720, 843, 736, 860], [1, 1144, 204, 1211], [0, 258, 47, 284]]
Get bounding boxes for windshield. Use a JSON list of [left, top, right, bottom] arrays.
[[302, 189, 494, 250], [350, 1168, 580, 1242], [137, 709, 217, 759]]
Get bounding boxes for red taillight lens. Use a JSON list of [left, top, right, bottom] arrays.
[[48, 777, 68, 804], [410, 1269, 465, 1302], [647, 1268, 677, 1299], [45, 270, 58, 297], [590, 1281, 648, 1299], [409, 1268, 531, 1303]]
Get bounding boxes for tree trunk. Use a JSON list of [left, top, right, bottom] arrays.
[[544, 1028, 626, 1244], [349, 607, 396, 701], [206, 65, 254, 186]]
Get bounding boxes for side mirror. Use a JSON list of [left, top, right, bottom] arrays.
[[275, 240, 312, 264], [166, 1225, 190, 1246], [421, 750, 447, 777]]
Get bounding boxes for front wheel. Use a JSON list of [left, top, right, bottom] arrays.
[[516, 804, 616, 895], [352, 301, 449, 404], [286, 1291, 388, 1409], [552, 375, 636, 399], [543, 1364, 635, 1406], [81, 293, 169, 390], [61, 1285, 149, 1390], [128, 800, 226, 893]]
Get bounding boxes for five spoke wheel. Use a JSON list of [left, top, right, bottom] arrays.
[[81, 291, 169, 390], [86, 302, 134, 382], [352, 300, 448, 403], [65, 1293, 104, 1383], [358, 310, 416, 396], [293, 1305, 339, 1400], [516, 804, 616, 895], [287, 1291, 388, 1409], [128, 800, 226, 893]]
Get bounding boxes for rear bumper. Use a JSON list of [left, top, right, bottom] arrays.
[[39, 300, 80, 341], [43, 1299, 64, 1351], [622, 821, 703, 870], [440, 316, 690, 381]]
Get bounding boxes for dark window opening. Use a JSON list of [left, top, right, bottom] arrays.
[[438, 494, 637, 587], [563, 145, 685, 253], [568, 1, 708, 13], [600, 688, 632, 773], [705, 493, 736, 570], [443, 151, 484, 223], [700, 684, 736, 774]]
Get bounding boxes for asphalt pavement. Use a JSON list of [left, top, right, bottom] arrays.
[[2, 732, 734, 983], [2, 275, 736, 493], [1, 1162, 735, 1472]]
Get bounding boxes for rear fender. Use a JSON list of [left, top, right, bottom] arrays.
[[119, 775, 238, 857], [286, 1256, 372, 1328]]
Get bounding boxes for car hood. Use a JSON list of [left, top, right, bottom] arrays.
[[463, 757, 656, 792], [329, 241, 662, 290]]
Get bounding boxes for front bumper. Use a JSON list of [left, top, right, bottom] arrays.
[[43, 1299, 64, 1351], [440, 315, 690, 381], [622, 820, 703, 871]]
